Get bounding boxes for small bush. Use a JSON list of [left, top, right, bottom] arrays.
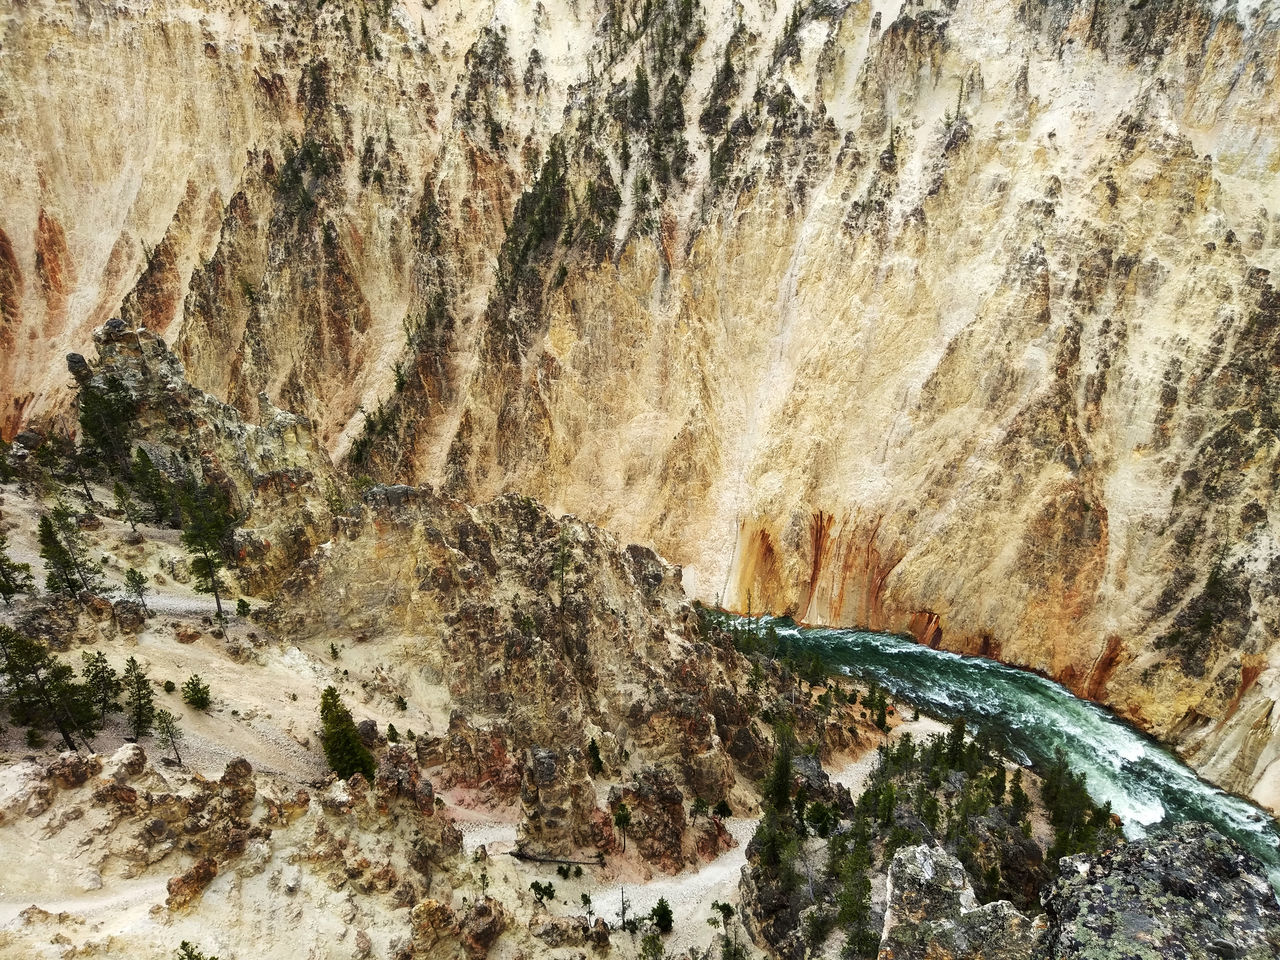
[[163, 680, 176, 693], [182, 674, 211, 710], [236, 597, 250, 617]]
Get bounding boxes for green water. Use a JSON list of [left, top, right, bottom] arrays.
[[736, 615, 1280, 892]]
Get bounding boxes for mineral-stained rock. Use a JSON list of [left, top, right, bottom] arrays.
[[375, 745, 435, 814], [609, 767, 689, 872], [528, 913, 588, 947], [516, 746, 597, 859], [112, 599, 147, 633], [166, 856, 218, 909], [1039, 822, 1280, 960], [458, 897, 506, 959], [47, 753, 102, 789]]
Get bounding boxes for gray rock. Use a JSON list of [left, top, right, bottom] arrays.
[[878, 844, 1045, 960], [1039, 822, 1280, 960]]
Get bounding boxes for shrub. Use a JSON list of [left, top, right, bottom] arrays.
[[182, 674, 211, 710], [163, 680, 176, 693]]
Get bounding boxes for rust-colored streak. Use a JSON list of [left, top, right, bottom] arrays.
[[734, 522, 784, 613], [1219, 657, 1268, 729], [803, 511, 835, 616], [1084, 635, 1125, 701], [36, 208, 73, 334], [0, 225, 21, 344], [908, 610, 943, 648]]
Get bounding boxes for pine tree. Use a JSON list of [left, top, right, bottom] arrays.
[[0, 626, 98, 750], [319, 686, 375, 781], [0, 531, 34, 606], [80, 651, 123, 724], [114, 481, 140, 532], [122, 656, 155, 739], [180, 482, 236, 620], [131, 448, 172, 522], [78, 374, 136, 477], [123, 568, 150, 614], [613, 802, 632, 853], [44, 500, 103, 595], [38, 514, 80, 597], [155, 708, 184, 764], [182, 674, 211, 710]]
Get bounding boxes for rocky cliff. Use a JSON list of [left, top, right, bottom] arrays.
[[3, 0, 1279, 809]]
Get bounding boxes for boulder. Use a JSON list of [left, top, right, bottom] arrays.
[[113, 599, 147, 633], [459, 897, 507, 959], [878, 844, 1046, 960], [47, 752, 102, 789], [1040, 822, 1280, 960]]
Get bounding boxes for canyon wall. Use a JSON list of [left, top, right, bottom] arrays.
[[3, 0, 1280, 808]]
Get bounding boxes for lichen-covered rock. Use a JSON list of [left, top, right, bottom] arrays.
[[878, 844, 1046, 960], [1039, 823, 1280, 960], [47, 753, 102, 790]]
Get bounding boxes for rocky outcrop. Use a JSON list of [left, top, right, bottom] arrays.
[[879, 845, 1046, 960], [67, 322, 338, 593], [1040, 822, 1280, 960], [876, 825, 1280, 960], [275, 484, 764, 868], [516, 747, 598, 860]]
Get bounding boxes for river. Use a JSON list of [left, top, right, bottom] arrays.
[[736, 615, 1280, 891]]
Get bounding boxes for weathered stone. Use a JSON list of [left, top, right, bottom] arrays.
[[1040, 823, 1280, 960], [166, 857, 218, 909]]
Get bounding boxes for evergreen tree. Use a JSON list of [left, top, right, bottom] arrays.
[[182, 674, 211, 710], [0, 626, 98, 750], [78, 374, 136, 477], [131, 447, 172, 522], [122, 656, 155, 739], [613, 802, 632, 853], [319, 686, 375, 781], [80, 651, 123, 724], [0, 531, 34, 606], [180, 481, 236, 620], [630, 63, 651, 126], [113, 481, 140, 532], [123, 568, 150, 613], [38, 514, 80, 597], [155, 708, 184, 764], [44, 500, 103, 595]]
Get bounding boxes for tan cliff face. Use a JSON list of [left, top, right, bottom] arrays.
[[3, 0, 1280, 810]]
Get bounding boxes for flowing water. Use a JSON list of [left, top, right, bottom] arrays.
[[738, 616, 1280, 891]]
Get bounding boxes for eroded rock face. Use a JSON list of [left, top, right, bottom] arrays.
[[68, 324, 339, 592], [1040, 823, 1280, 960], [516, 747, 597, 860], [4, 0, 1278, 811], [276, 485, 759, 868]]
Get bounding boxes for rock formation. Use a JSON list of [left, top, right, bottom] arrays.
[[2, 0, 1277, 810]]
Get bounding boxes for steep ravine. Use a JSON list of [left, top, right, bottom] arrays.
[[2, 0, 1279, 811]]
